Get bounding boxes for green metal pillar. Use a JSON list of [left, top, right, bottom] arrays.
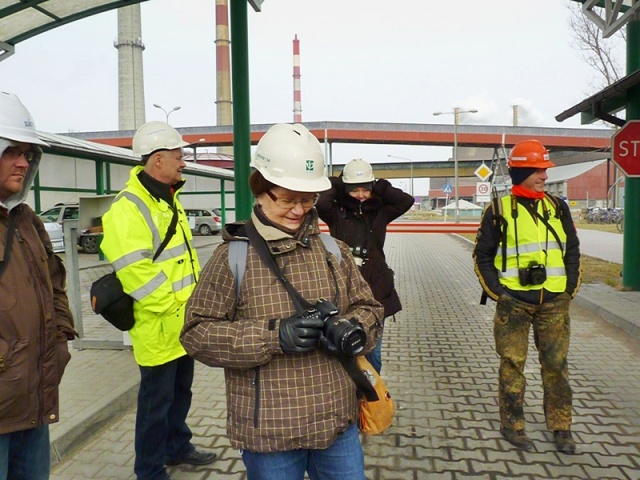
[[623, 16, 640, 289], [95, 160, 105, 195], [230, 0, 253, 221], [220, 180, 227, 226]]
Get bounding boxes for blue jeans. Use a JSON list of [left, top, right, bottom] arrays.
[[241, 423, 365, 480], [365, 330, 383, 374], [135, 355, 195, 480], [0, 425, 50, 480]]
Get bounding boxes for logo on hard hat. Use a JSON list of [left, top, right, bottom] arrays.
[[23, 119, 33, 128], [305, 159, 314, 172]]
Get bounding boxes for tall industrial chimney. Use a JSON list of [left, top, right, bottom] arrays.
[[114, 4, 146, 130], [293, 34, 302, 123], [215, 0, 233, 154]]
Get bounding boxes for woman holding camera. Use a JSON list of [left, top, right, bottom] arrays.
[[316, 158, 414, 373], [181, 124, 383, 480]]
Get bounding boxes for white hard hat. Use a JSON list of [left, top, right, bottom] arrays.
[[251, 123, 330, 192], [0, 92, 49, 146], [342, 158, 374, 184], [132, 121, 189, 156]]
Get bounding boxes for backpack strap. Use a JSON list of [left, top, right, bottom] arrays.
[[228, 232, 341, 298], [490, 195, 509, 273], [543, 193, 563, 219], [229, 239, 249, 298], [319, 232, 341, 265]]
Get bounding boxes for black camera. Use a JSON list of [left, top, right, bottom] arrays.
[[314, 298, 366, 356], [518, 261, 547, 286], [351, 246, 368, 259]]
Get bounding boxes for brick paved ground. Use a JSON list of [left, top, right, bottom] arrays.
[[50, 234, 640, 479]]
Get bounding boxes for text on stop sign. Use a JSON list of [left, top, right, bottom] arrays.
[[617, 140, 640, 157]]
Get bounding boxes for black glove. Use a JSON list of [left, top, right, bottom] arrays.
[[319, 335, 341, 358], [279, 312, 324, 354]]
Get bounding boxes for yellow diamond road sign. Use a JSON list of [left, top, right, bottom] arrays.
[[474, 164, 492, 181]]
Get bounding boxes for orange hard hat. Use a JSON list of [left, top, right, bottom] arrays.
[[508, 139, 555, 169]]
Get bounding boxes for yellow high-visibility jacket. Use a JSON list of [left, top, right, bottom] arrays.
[[101, 166, 200, 366], [495, 195, 567, 293]]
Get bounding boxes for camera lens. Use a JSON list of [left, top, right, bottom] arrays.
[[324, 316, 366, 356]]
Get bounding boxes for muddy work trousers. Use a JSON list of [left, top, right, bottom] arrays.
[[493, 292, 573, 431]]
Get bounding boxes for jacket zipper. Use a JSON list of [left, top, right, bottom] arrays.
[[17, 224, 46, 424], [253, 367, 261, 428]]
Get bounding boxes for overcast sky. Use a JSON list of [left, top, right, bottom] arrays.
[[0, 0, 624, 191]]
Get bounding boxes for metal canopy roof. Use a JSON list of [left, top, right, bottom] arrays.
[[0, 0, 148, 61], [570, 0, 637, 38], [0, 0, 264, 62], [555, 69, 640, 126], [39, 130, 234, 181]]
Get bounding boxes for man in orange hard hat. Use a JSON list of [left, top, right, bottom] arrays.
[[472, 139, 581, 454]]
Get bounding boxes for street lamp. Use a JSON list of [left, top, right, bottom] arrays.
[[153, 103, 181, 123], [433, 107, 478, 223], [387, 154, 414, 196]]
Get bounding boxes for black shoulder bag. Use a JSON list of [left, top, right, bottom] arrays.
[[90, 207, 179, 331]]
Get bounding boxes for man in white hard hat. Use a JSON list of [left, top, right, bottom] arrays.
[[0, 91, 75, 479], [101, 121, 216, 480]]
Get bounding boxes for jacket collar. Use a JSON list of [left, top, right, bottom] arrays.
[[137, 168, 185, 205], [250, 206, 319, 242]]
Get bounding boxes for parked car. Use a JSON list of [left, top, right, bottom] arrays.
[[185, 208, 222, 236], [38, 202, 105, 254], [38, 203, 79, 253], [43, 221, 65, 253]]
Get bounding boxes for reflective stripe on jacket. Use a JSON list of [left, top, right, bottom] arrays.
[[101, 166, 200, 366], [495, 195, 567, 293]]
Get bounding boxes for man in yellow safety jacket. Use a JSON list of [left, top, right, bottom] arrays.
[[472, 139, 581, 455], [100, 121, 216, 480]]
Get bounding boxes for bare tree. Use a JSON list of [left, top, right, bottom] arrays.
[[567, 2, 625, 90]]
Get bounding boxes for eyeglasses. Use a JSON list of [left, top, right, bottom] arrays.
[[3, 147, 35, 163], [266, 190, 319, 210]]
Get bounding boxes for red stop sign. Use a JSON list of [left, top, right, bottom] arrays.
[[613, 120, 640, 177]]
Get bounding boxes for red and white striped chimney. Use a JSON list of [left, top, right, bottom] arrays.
[[293, 34, 302, 123]]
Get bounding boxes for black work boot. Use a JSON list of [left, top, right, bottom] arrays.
[[554, 430, 576, 454], [500, 427, 532, 450]]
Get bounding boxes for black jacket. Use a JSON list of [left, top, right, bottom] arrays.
[[317, 177, 414, 317], [472, 194, 581, 305]]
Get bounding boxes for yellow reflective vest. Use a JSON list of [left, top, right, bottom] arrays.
[[495, 195, 567, 293], [101, 166, 200, 366]]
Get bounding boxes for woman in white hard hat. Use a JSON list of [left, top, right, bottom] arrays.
[[182, 124, 383, 480], [317, 158, 414, 374]]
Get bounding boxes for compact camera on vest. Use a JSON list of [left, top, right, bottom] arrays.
[[518, 261, 547, 286], [313, 298, 366, 356]]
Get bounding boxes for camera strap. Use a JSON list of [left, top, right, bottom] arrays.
[[514, 196, 565, 267], [533, 210, 565, 258], [244, 219, 378, 401], [245, 220, 313, 313]]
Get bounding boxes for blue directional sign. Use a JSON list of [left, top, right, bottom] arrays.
[[443, 184, 453, 194]]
